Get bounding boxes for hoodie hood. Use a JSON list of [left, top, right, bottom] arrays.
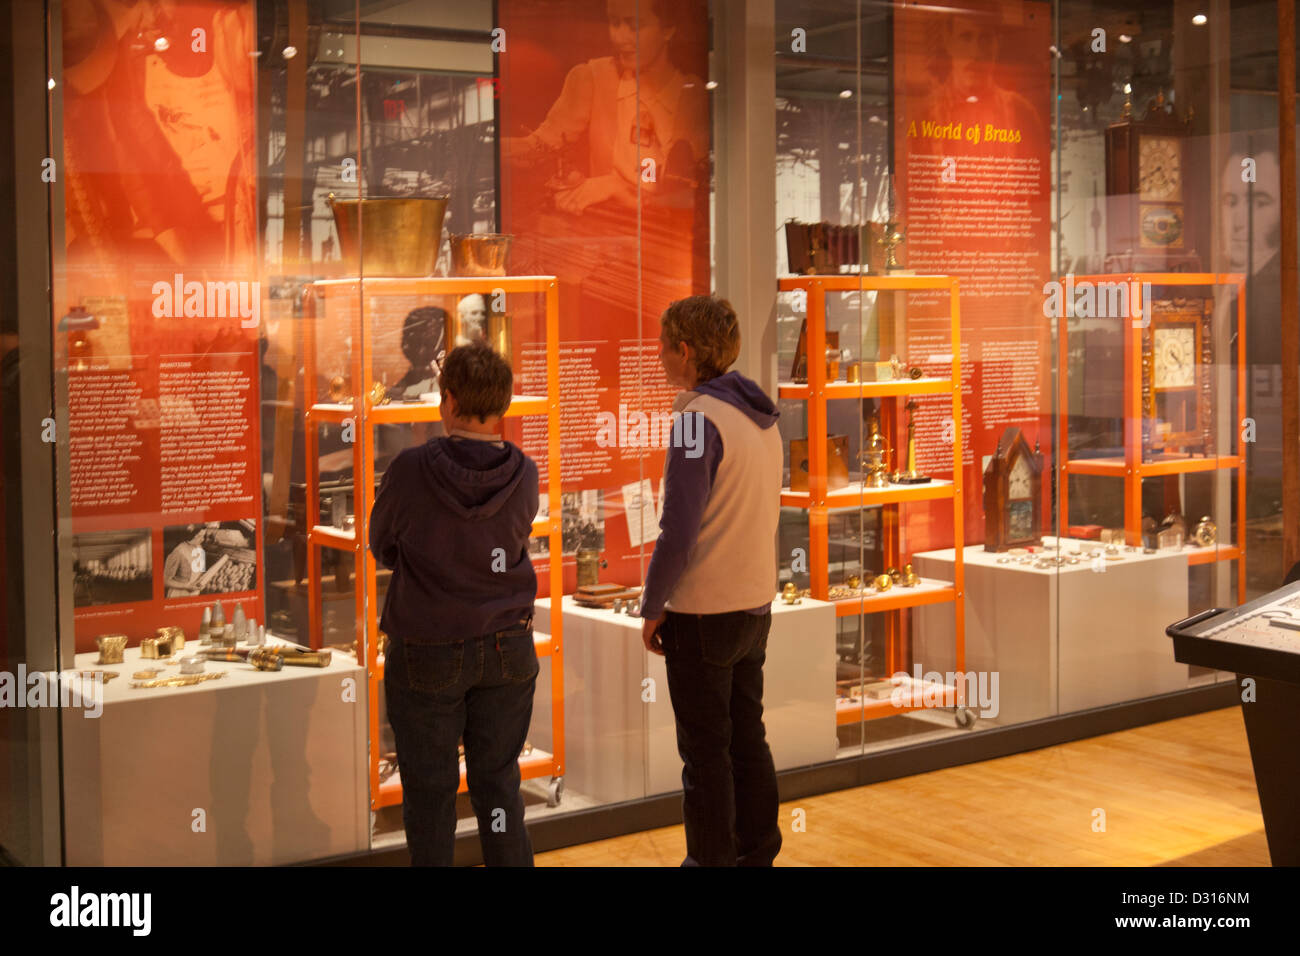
[[693, 370, 780, 428], [418, 437, 530, 520]]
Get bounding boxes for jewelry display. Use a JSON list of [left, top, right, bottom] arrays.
[[130, 672, 227, 689], [892, 399, 931, 484], [96, 634, 127, 665]]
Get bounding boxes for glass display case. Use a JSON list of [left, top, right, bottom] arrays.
[[1, 0, 1290, 866]]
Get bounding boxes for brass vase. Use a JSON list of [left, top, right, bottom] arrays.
[[328, 195, 448, 276], [449, 233, 513, 277]]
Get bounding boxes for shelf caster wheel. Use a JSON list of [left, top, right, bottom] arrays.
[[955, 707, 976, 729], [546, 775, 565, 808]]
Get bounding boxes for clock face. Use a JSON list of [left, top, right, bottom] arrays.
[[1153, 325, 1196, 389], [1008, 455, 1032, 499], [1139, 136, 1183, 201]]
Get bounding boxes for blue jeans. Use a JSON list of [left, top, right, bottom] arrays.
[[660, 609, 782, 867], [384, 618, 538, 867]]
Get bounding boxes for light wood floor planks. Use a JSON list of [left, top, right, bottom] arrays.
[[535, 707, 1270, 866]]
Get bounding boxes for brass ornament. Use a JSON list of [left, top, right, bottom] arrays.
[[96, 634, 127, 665]]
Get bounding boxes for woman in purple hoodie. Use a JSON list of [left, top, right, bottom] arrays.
[[639, 295, 784, 866], [370, 343, 540, 867]]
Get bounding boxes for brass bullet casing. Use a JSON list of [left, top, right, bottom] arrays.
[[903, 563, 920, 587], [248, 648, 284, 672], [281, 649, 332, 668], [96, 634, 127, 665], [781, 582, 801, 605], [873, 574, 893, 593]]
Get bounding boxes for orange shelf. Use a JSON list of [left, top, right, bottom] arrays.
[[375, 747, 555, 807], [780, 272, 965, 698], [778, 273, 957, 292], [1062, 454, 1241, 477], [1057, 271, 1246, 604], [311, 275, 558, 295], [304, 275, 565, 814], [778, 377, 953, 401], [831, 579, 956, 617], [1186, 544, 1242, 566], [308, 393, 547, 426], [309, 524, 358, 552], [781, 478, 954, 510]]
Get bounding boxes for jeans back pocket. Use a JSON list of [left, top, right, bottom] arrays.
[[496, 629, 539, 683], [401, 640, 466, 694]]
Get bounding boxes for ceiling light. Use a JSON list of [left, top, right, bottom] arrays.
[[1192, 14, 1207, 25]]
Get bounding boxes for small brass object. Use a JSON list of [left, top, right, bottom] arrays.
[[886, 566, 901, 584], [78, 669, 119, 683], [873, 574, 893, 593], [903, 563, 920, 587], [328, 375, 349, 404], [846, 363, 860, 384], [368, 381, 390, 408], [132, 668, 163, 680], [845, 574, 862, 590], [96, 634, 127, 665], [781, 582, 801, 605], [140, 637, 161, 660]]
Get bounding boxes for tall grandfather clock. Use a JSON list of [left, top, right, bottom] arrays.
[[1105, 89, 1200, 272]]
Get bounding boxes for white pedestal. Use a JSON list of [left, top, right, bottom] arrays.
[[913, 539, 1191, 725], [534, 596, 836, 805], [61, 643, 369, 865]]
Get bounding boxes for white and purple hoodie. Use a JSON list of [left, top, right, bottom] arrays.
[[640, 370, 783, 619]]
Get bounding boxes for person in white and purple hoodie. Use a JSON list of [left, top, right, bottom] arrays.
[[640, 294, 784, 866]]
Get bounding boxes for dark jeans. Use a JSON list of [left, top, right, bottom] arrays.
[[384, 618, 538, 867], [660, 609, 782, 867]]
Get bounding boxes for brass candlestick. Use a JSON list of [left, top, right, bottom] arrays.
[[892, 399, 931, 484]]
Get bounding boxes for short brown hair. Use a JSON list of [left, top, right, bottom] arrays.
[[438, 343, 512, 422], [660, 295, 740, 381]]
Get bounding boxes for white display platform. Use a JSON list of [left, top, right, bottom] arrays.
[[61, 641, 369, 866], [534, 596, 836, 805], [913, 538, 1193, 726]]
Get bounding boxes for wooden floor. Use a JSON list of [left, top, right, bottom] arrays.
[[535, 706, 1270, 866]]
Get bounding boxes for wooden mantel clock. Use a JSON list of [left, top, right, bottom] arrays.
[[983, 426, 1044, 552], [1105, 90, 1200, 271], [1143, 296, 1214, 456]]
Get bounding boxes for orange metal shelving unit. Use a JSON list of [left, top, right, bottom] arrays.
[[777, 274, 967, 726], [1058, 272, 1246, 604], [302, 276, 565, 810]]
